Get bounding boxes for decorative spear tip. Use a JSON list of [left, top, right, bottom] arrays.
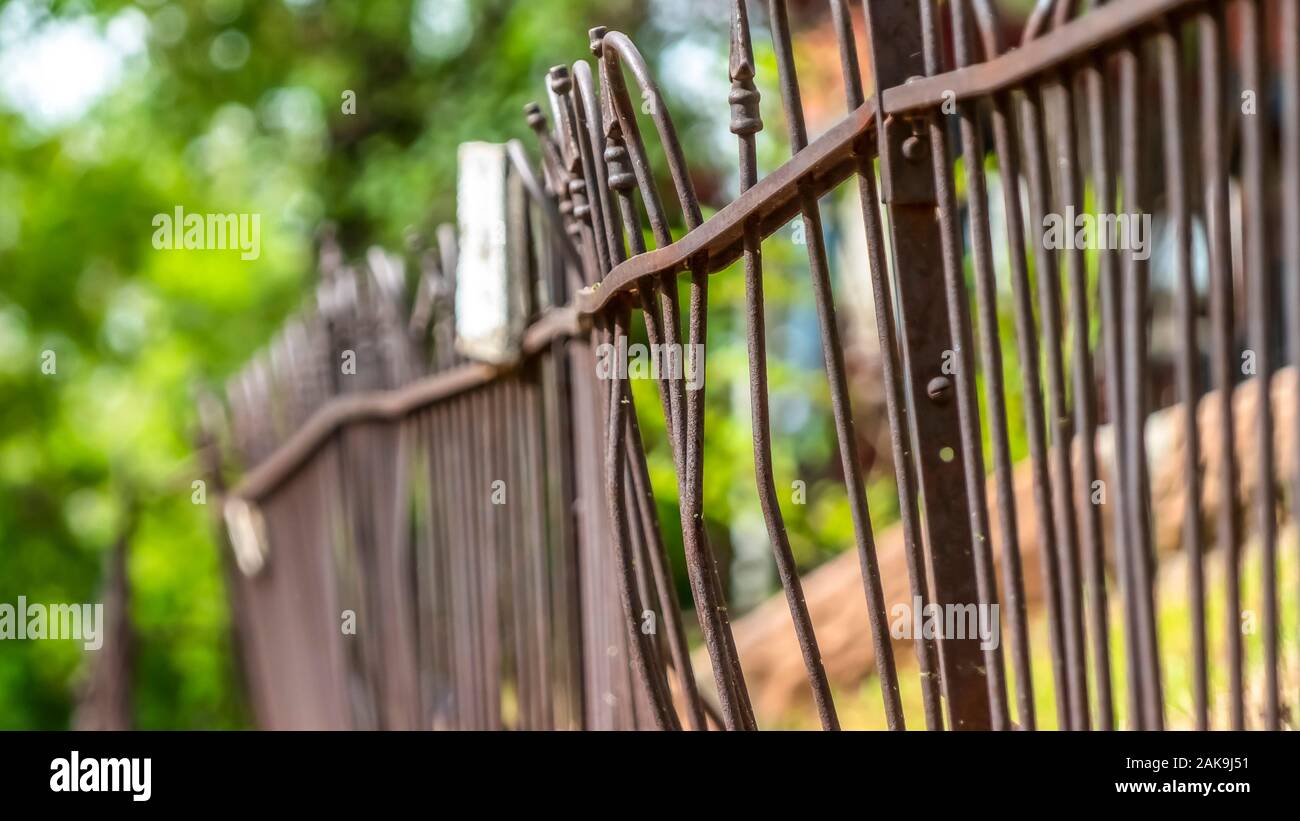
[[727, 0, 761, 136], [728, 0, 756, 75]]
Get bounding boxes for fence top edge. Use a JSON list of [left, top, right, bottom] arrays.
[[227, 305, 582, 502]]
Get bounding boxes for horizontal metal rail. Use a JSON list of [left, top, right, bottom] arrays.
[[230, 0, 1204, 533], [882, 0, 1195, 115], [577, 0, 1200, 313], [229, 306, 582, 501]]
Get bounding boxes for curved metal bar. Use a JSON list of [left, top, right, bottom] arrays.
[[593, 30, 687, 458], [1021, 0, 1056, 46], [731, 0, 839, 731], [555, 58, 703, 730], [573, 61, 623, 269], [601, 308, 682, 730], [506, 140, 586, 276], [594, 24, 755, 729], [576, 58, 709, 730], [547, 67, 605, 286], [624, 401, 709, 729], [597, 30, 703, 230], [576, 96, 876, 314]]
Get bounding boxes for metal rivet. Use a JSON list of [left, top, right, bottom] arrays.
[[927, 375, 952, 403]]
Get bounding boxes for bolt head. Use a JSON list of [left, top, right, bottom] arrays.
[[926, 375, 952, 403]]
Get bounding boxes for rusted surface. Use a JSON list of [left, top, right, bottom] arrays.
[[208, 0, 1298, 733]]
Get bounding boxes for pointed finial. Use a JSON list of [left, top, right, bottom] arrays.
[[728, 0, 762, 136]]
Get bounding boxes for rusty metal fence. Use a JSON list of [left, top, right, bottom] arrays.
[[205, 0, 1299, 731]]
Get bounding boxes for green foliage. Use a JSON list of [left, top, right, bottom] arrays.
[[0, 0, 649, 729], [0, 0, 918, 728]]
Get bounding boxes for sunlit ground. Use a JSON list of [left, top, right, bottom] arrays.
[[793, 526, 1300, 730]]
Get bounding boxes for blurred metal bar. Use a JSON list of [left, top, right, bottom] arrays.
[[1020, 76, 1088, 730], [951, 0, 1034, 731], [1118, 36, 1163, 730], [1155, 19, 1206, 731], [1283, 0, 1300, 733], [1240, 0, 1279, 730], [831, 0, 942, 729], [1197, 3, 1243, 731]]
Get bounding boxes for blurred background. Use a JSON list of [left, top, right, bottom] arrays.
[[6, 0, 995, 730], [9, 0, 1292, 732]]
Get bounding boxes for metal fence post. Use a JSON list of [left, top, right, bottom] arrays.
[[864, 0, 993, 730]]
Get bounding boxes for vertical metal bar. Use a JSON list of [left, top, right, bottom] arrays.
[[922, 0, 1011, 730], [455, 397, 479, 729], [475, 389, 498, 728], [732, 0, 841, 730], [949, 0, 1035, 731], [482, 386, 504, 729], [1019, 77, 1089, 730], [623, 28, 762, 730], [773, 0, 912, 729], [1240, 0, 1279, 730], [1282, 0, 1300, 731], [1053, 65, 1113, 732], [1156, 18, 1206, 730], [1197, 3, 1243, 732], [622, 454, 667, 728], [512, 376, 543, 730], [863, 0, 993, 730], [1080, 25, 1139, 732], [520, 366, 553, 728], [591, 44, 756, 729], [965, 0, 1069, 731], [1118, 35, 1163, 730], [560, 59, 694, 728], [587, 50, 688, 459], [624, 399, 709, 729], [833, 0, 943, 729], [539, 339, 585, 728], [602, 309, 682, 730], [427, 406, 456, 728]]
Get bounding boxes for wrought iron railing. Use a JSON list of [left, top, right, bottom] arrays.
[[210, 0, 1299, 731]]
